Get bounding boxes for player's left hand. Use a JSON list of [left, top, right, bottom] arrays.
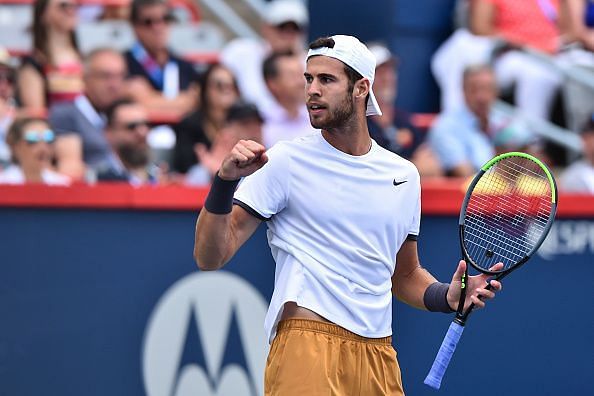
[[446, 260, 503, 312]]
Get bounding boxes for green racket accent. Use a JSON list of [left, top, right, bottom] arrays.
[[480, 152, 557, 203]]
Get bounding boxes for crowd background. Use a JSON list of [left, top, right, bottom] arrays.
[[0, 0, 592, 194]]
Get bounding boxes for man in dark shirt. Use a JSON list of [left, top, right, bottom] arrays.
[[124, 0, 199, 117]]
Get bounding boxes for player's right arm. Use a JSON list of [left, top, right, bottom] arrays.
[[193, 140, 268, 270]]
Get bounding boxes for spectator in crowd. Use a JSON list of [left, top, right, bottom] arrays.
[[429, 64, 498, 177], [558, 0, 594, 132], [261, 50, 315, 148], [0, 117, 70, 185], [95, 99, 160, 184], [172, 63, 239, 173], [471, 0, 564, 120], [560, 116, 594, 194], [0, 48, 17, 167], [432, 0, 565, 121], [366, 42, 442, 177], [49, 48, 127, 177], [185, 101, 264, 186], [221, 0, 308, 112], [124, 0, 199, 116], [17, 0, 84, 110]]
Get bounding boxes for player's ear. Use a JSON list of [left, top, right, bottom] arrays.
[[354, 78, 370, 99]]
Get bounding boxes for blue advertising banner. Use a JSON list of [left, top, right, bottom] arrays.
[[1, 207, 592, 395]]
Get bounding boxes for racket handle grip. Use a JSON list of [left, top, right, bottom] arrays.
[[424, 321, 465, 390]]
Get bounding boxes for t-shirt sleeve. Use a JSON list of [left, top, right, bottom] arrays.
[[233, 143, 290, 220], [407, 171, 421, 240], [428, 117, 466, 171]]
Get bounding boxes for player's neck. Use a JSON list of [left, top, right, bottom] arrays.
[[321, 118, 372, 156]]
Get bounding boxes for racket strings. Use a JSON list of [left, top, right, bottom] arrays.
[[464, 157, 553, 271]]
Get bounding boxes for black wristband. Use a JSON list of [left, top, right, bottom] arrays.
[[423, 282, 454, 313], [204, 173, 240, 214]]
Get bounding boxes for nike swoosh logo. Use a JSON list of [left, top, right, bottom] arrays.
[[393, 179, 407, 186]]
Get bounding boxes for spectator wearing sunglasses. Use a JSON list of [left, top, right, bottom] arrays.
[[172, 63, 240, 173], [0, 47, 17, 168], [221, 0, 308, 113], [123, 0, 199, 117], [95, 99, 160, 185], [16, 0, 84, 110], [0, 117, 70, 185]]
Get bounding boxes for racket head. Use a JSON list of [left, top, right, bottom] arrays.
[[459, 152, 557, 275]]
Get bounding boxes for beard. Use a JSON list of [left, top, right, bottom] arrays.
[[310, 92, 354, 130], [117, 144, 150, 168]]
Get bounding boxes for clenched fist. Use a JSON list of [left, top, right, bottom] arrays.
[[218, 140, 268, 181]]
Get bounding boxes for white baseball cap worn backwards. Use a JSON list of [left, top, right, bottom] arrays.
[[306, 35, 383, 117]]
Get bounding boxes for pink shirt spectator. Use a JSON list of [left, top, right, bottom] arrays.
[[486, 0, 560, 53]]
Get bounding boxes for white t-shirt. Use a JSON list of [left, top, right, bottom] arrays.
[[261, 100, 318, 148], [234, 133, 421, 343], [0, 165, 71, 185], [560, 160, 594, 194], [220, 38, 277, 113]]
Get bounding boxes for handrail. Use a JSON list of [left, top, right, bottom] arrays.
[[493, 100, 583, 152], [0, 182, 592, 217]]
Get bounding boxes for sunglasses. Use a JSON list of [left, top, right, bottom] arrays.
[[137, 14, 175, 28], [23, 130, 55, 145], [120, 120, 150, 131], [57, 1, 78, 12], [209, 79, 236, 92]]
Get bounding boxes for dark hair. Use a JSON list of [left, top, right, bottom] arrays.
[[106, 98, 136, 127], [308, 36, 363, 91], [262, 50, 295, 81], [226, 101, 263, 124], [199, 63, 239, 113], [6, 117, 49, 163], [130, 0, 169, 23], [32, 0, 78, 63]]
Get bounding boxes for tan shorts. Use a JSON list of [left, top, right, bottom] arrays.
[[264, 319, 404, 396]]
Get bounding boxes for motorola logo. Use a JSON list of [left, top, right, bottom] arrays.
[[142, 272, 269, 396]]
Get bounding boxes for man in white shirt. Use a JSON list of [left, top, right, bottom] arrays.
[[194, 35, 502, 395], [561, 118, 594, 194], [261, 50, 316, 147], [221, 0, 308, 113]]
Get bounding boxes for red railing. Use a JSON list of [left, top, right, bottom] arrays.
[[0, 181, 592, 217]]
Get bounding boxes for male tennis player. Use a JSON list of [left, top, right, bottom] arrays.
[[194, 35, 502, 395]]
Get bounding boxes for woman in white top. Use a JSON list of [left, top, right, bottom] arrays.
[[0, 117, 70, 185]]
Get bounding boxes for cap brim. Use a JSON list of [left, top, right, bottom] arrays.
[[366, 88, 382, 116]]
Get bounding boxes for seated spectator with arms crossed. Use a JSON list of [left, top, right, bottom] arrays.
[[124, 0, 199, 116]]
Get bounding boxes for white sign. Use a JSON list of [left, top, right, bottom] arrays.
[[538, 220, 594, 260], [143, 272, 269, 396]]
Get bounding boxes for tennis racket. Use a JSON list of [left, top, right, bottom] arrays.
[[423, 152, 558, 390]]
